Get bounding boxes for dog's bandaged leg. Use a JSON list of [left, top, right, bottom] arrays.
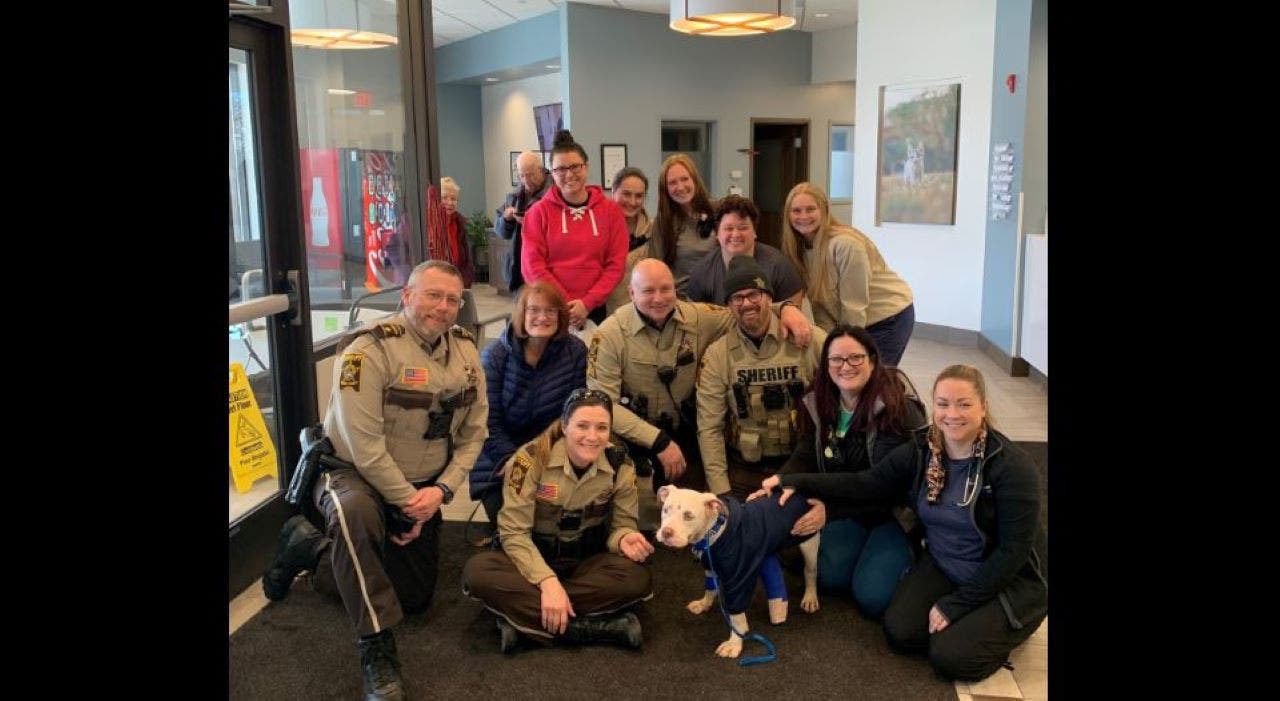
[[760, 554, 789, 624]]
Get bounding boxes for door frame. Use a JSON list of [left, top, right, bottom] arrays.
[[749, 118, 810, 248]]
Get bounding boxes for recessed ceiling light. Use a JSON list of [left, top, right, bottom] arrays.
[[484, 77, 498, 82], [327, 88, 356, 95], [545, 64, 559, 69], [814, 13, 830, 18]]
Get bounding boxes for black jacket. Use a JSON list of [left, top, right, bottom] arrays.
[[778, 391, 926, 526], [493, 171, 551, 290], [780, 427, 1048, 629]]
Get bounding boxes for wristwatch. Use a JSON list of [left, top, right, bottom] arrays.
[[436, 483, 454, 504]]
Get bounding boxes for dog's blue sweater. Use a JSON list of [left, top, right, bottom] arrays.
[[695, 493, 814, 614]]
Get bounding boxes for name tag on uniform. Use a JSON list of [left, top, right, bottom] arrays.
[[402, 367, 428, 385], [536, 483, 559, 502]]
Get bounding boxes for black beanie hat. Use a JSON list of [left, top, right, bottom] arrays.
[[723, 254, 773, 300]]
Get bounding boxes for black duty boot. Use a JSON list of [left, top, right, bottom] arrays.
[[559, 612, 643, 649], [357, 630, 406, 701], [262, 515, 327, 601], [495, 617, 519, 653]]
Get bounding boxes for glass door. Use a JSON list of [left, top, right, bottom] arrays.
[[229, 17, 318, 600]]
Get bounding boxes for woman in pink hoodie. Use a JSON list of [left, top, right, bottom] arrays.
[[521, 130, 629, 329]]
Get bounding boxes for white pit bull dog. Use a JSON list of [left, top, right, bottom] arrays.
[[656, 486, 820, 658]]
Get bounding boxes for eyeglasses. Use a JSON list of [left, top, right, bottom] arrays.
[[827, 353, 869, 368], [551, 163, 586, 176], [727, 289, 765, 307], [525, 305, 559, 318], [566, 388, 611, 403], [419, 290, 465, 309]]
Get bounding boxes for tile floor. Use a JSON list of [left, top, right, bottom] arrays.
[[231, 284, 1050, 698]]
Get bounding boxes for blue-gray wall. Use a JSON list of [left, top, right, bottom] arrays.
[[979, 0, 1033, 355], [436, 83, 486, 218], [562, 3, 853, 211], [1022, 0, 1047, 237], [434, 12, 560, 84]]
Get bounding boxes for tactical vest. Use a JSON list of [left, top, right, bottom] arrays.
[[724, 332, 817, 462]]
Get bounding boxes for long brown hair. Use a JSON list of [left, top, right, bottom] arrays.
[[780, 182, 889, 319], [653, 154, 714, 267], [802, 325, 914, 443]]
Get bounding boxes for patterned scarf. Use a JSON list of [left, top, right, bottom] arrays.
[[924, 423, 987, 504]]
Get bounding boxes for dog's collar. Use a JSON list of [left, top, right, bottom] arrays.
[[691, 512, 728, 559]]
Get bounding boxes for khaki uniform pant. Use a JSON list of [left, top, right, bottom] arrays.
[[724, 451, 790, 502], [461, 551, 652, 640]]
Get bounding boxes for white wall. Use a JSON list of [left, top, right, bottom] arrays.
[[1020, 231, 1047, 375], [854, 0, 998, 331], [812, 24, 857, 84], [480, 72, 562, 214]]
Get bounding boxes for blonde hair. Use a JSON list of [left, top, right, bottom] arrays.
[[931, 364, 997, 429], [440, 176, 460, 196], [781, 182, 889, 319]]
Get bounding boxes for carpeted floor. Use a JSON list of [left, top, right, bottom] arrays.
[[229, 442, 1047, 700]]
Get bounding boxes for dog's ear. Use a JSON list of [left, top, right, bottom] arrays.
[[657, 485, 674, 504], [704, 495, 724, 516]]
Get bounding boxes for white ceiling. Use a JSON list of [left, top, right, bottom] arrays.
[[431, 0, 859, 48]]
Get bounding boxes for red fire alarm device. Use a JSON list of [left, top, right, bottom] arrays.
[[1006, 74, 1017, 94]]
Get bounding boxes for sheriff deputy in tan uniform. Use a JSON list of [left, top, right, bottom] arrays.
[[697, 255, 827, 500], [587, 256, 814, 497], [260, 260, 487, 701], [462, 389, 655, 652]]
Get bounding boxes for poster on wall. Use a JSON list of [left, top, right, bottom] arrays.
[[875, 81, 961, 225], [299, 149, 343, 271]]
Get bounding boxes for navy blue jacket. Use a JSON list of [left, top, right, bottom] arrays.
[[470, 325, 587, 497], [697, 493, 813, 614]]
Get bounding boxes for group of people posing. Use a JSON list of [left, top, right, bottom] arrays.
[[260, 129, 1047, 701]]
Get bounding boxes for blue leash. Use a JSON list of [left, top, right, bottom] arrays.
[[695, 516, 779, 667]]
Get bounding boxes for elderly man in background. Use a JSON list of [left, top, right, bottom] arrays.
[[494, 150, 552, 293]]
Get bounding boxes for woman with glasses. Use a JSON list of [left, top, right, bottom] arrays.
[[462, 389, 655, 652], [521, 130, 629, 329], [753, 325, 926, 620], [780, 182, 915, 366], [757, 364, 1047, 681], [648, 154, 718, 297], [471, 281, 588, 531]]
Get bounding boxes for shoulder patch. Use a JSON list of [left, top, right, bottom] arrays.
[[508, 452, 534, 494], [370, 322, 406, 339], [587, 334, 602, 379], [451, 325, 476, 344], [339, 353, 364, 391]]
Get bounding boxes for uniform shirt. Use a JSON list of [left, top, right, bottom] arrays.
[[696, 314, 827, 495], [917, 456, 987, 586], [498, 439, 641, 585], [684, 242, 805, 306], [587, 300, 735, 449], [323, 316, 488, 507]]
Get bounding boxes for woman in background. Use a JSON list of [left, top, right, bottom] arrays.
[[780, 182, 914, 366], [437, 176, 475, 287], [648, 154, 717, 297], [606, 166, 654, 314]]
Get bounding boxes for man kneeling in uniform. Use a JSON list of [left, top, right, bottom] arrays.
[[461, 389, 655, 652], [261, 260, 488, 701], [697, 255, 826, 501]]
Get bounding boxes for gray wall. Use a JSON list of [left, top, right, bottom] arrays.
[[562, 4, 854, 212], [1022, 0, 1047, 237], [433, 11, 560, 84], [436, 83, 487, 219]]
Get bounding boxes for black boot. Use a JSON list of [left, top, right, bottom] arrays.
[[262, 515, 328, 601], [357, 630, 406, 701], [495, 617, 519, 653], [558, 612, 643, 649]]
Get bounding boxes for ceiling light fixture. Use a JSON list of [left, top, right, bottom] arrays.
[[814, 12, 829, 18], [669, 0, 797, 36], [327, 88, 356, 95], [291, 0, 398, 50], [545, 64, 560, 69], [484, 77, 499, 82]]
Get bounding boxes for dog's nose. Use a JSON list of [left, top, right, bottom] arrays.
[[659, 526, 673, 539]]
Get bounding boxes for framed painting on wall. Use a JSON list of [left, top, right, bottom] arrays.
[[510, 151, 521, 187], [875, 81, 961, 225], [600, 144, 627, 190]]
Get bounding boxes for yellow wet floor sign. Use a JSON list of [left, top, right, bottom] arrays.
[[229, 362, 278, 493]]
